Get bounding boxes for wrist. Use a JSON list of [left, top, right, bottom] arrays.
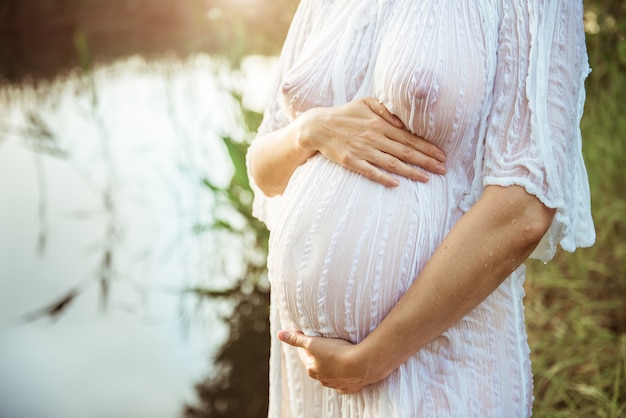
[[293, 108, 320, 158], [351, 339, 395, 385]]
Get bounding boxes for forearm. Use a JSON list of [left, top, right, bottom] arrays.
[[248, 117, 316, 197], [357, 185, 555, 382]]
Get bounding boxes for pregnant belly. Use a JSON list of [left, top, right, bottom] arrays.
[[268, 155, 447, 343]]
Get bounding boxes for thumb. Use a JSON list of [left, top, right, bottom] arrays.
[[277, 330, 308, 348], [365, 97, 404, 129]]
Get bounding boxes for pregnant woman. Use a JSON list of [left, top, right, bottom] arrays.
[[246, 1, 595, 417]]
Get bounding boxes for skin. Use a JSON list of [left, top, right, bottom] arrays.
[[248, 96, 555, 394], [247, 97, 447, 196]]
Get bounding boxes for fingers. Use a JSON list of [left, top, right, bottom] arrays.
[[387, 127, 446, 163], [277, 330, 367, 393], [377, 135, 447, 181], [363, 97, 404, 129], [361, 98, 447, 181], [277, 330, 309, 348], [351, 159, 402, 187], [348, 141, 445, 185], [311, 97, 447, 186], [278, 331, 320, 380], [337, 145, 442, 187], [374, 154, 431, 183]]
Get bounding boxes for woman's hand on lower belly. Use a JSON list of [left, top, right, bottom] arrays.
[[278, 330, 385, 394]]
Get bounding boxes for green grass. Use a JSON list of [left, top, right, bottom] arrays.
[[526, 252, 626, 416]]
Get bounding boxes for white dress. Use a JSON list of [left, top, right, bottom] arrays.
[[247, 1, 595, 417]]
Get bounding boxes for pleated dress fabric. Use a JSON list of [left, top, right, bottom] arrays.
[[247, 1, 595, 417]]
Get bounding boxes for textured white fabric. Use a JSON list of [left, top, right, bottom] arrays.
[[247, 1, 595, 417]]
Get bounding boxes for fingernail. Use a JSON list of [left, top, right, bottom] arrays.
[[436, 152, 446, 162], [436, 163, 446, 174]]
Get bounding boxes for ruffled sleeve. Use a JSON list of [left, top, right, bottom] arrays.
[[245, 1, 315, 230], [462, 0, 595, 262]]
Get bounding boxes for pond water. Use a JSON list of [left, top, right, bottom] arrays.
[[0, 54, 276, 418]]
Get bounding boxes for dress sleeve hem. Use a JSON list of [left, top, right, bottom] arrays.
[[481, 175, 595, 262]]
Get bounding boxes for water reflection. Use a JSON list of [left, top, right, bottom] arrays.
[[0, 54, 275, 418]]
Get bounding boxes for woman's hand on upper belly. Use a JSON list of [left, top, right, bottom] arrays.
[[298, 97, 446, 187], [278, 330, 385, 394], [248, 97, 446, 196]]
